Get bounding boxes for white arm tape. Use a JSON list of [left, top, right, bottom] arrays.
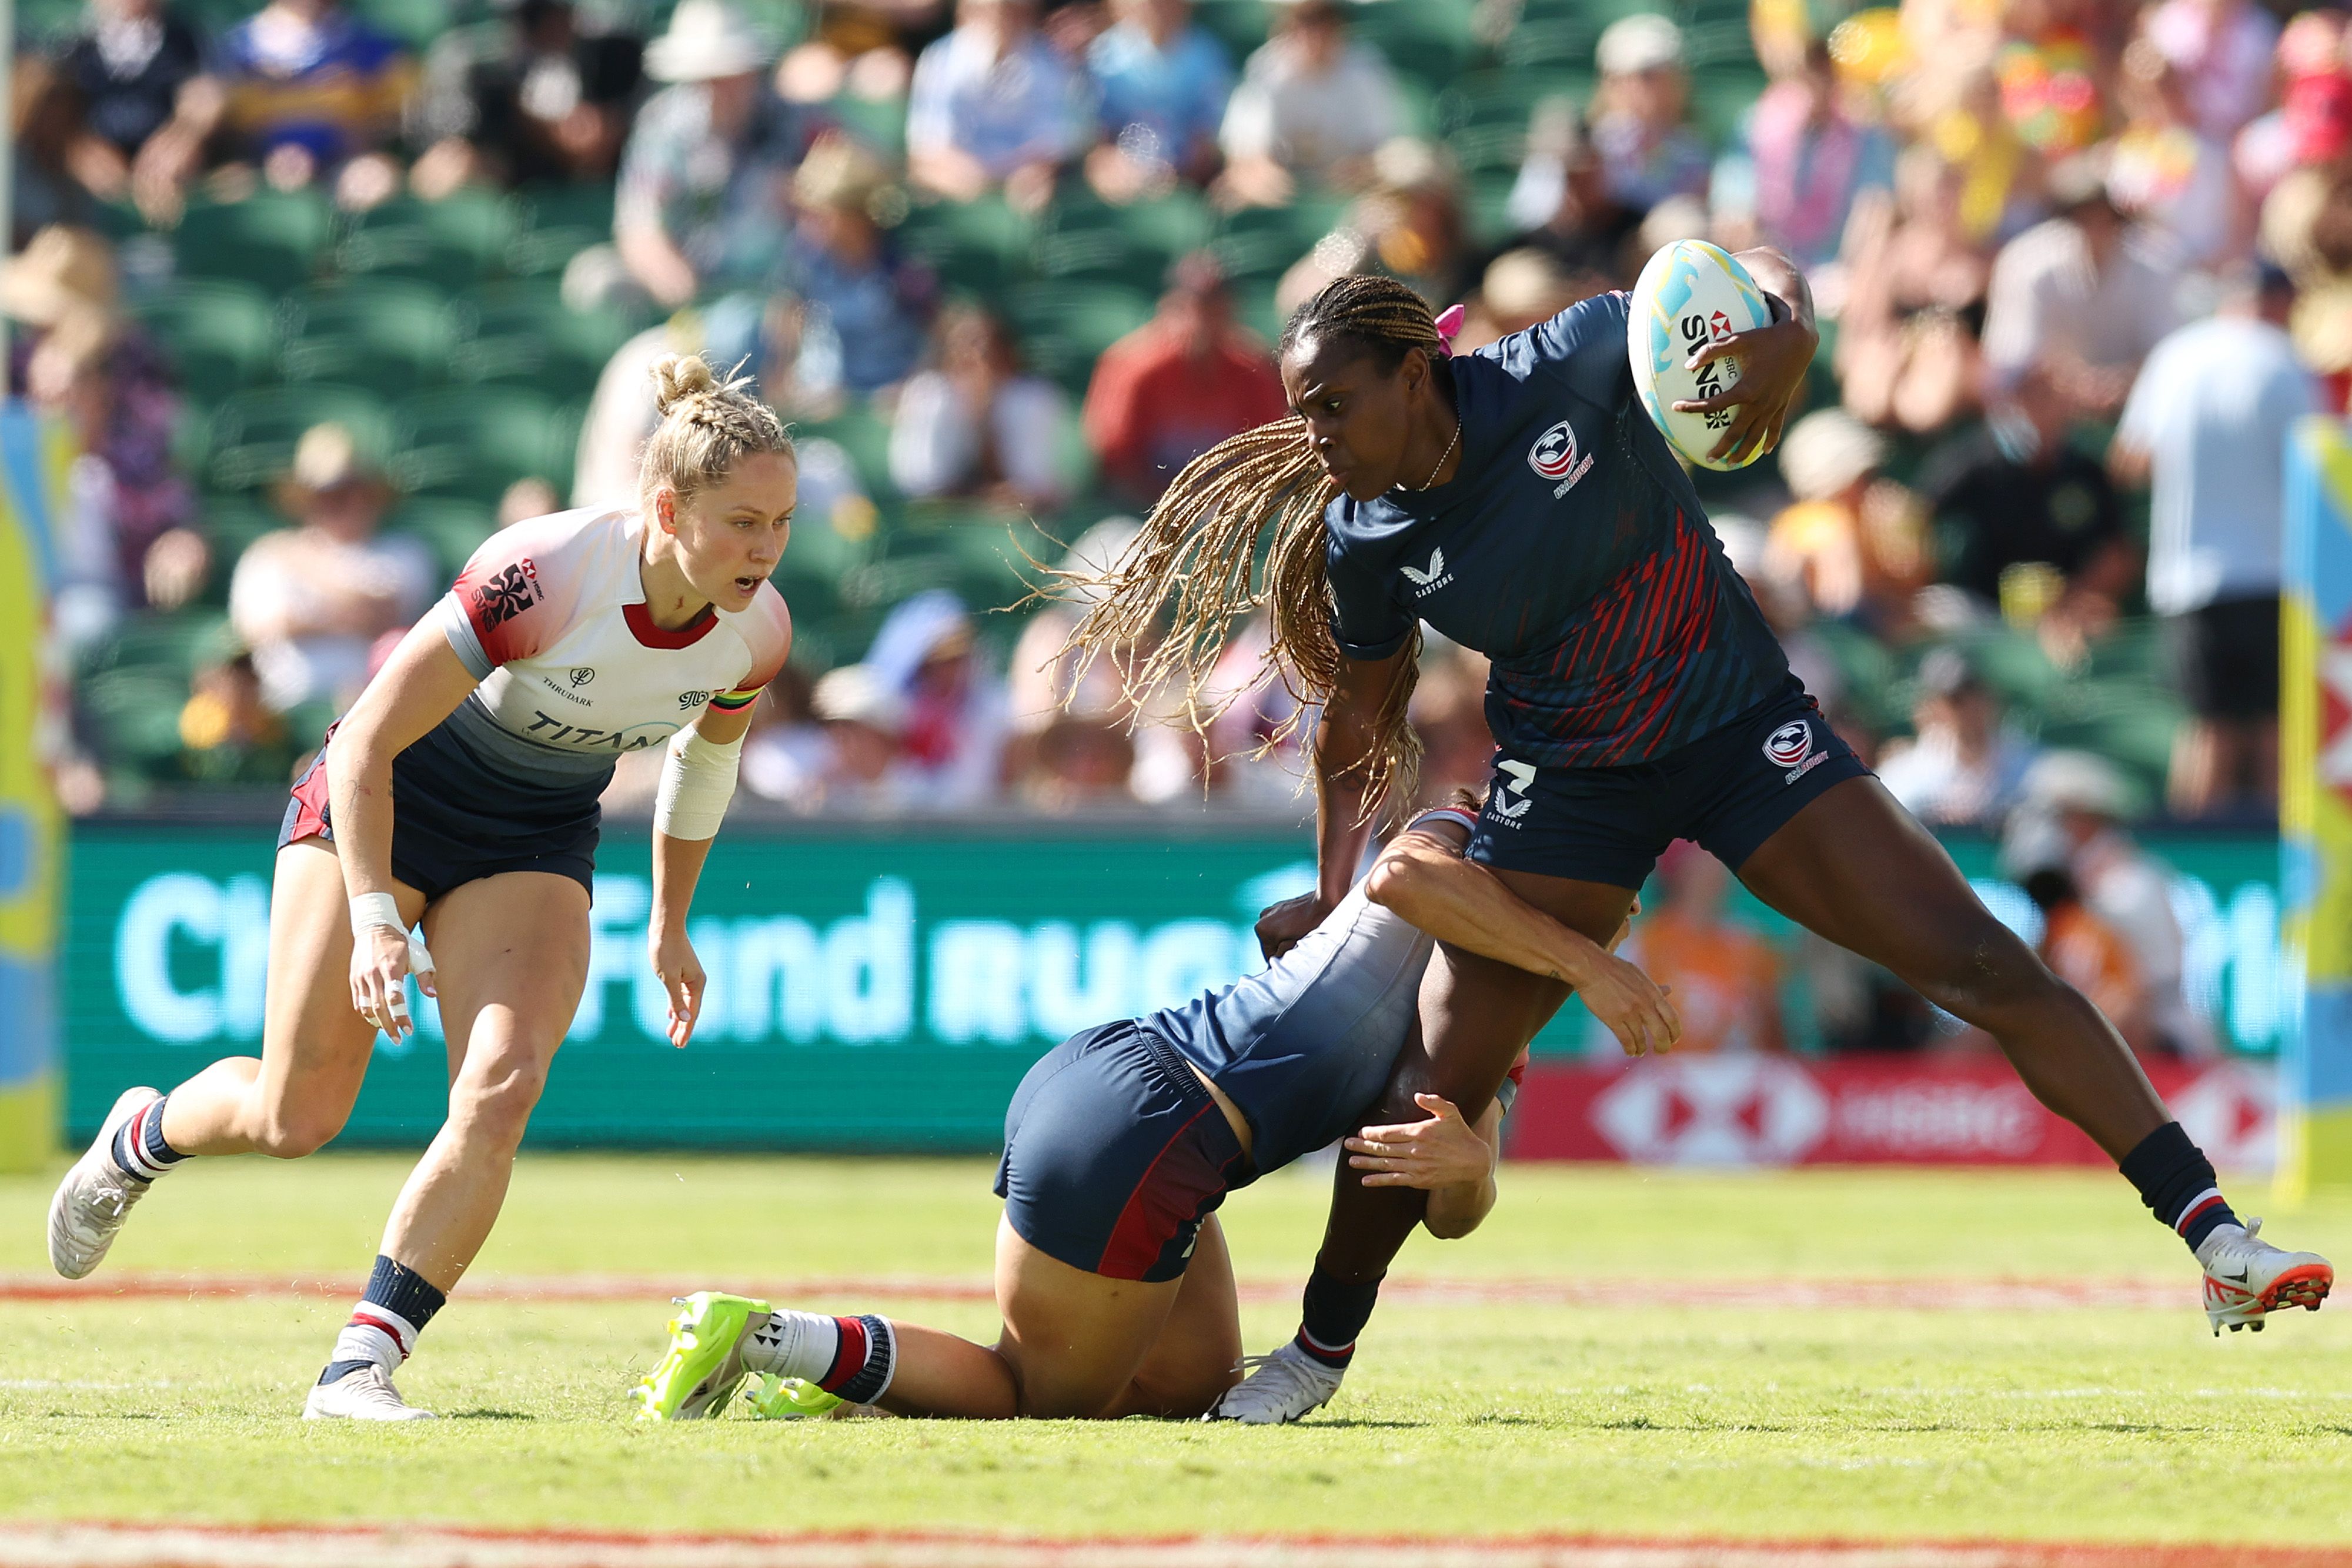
[[654, 724, 746, 841], [349, 893, 435, 990]]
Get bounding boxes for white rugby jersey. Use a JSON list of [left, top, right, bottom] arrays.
[[423, 506, 791, 789]]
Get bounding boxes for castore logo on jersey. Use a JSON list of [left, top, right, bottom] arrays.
[[1400, 547, 1453, 599]]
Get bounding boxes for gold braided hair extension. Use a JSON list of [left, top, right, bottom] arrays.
[[1057, 275, 1445, 815]]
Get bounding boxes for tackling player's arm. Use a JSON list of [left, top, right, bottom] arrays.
[[1258, 646, 1418, 960], [325, 624, 484, 1040], [1364, 820, 1679, 1057], [1345, 1076, 1514, 1239]]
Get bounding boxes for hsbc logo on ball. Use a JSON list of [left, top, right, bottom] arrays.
[[1592, 1056, 1830, 1166], [1527, 419, 1594, 497]]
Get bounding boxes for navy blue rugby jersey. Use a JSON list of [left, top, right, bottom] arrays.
[[1325, 290, 1790, 768]]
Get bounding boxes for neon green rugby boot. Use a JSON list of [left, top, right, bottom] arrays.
[[741, 1371, 844, 1420], [632, 1291, 771, 1422]]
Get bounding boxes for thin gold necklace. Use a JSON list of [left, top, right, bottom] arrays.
[[1405, 387, 1461, 491]]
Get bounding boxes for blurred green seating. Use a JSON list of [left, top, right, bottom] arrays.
[[384, 497, 497, 579], [173, 193, 335, 295], [449, 282, 636, 387], [1004, 281, 1155, 396], [348, 0, 453, 49], [82, 665, 195, 773], [393, 388, 580, 503], [796, 406, 897, 500], [130, 280, 280, 403], [1191, 0, 1272, 62], [203, 383, 396, 493], [507, 184, 619, 277], [79, 609, 231, 683], [1438, 69, 1568, 135], [1209, 199, 1336, 283], [826, 92, 909, 158], [901, 195, 1036, 294], [1349, 1, 1482, 93], [278, 280, 457, 399], [338, 190, 524, 289], [1036, 190, 1212, 284]]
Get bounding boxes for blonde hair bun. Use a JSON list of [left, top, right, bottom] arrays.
[[650, 352, 720, 417]]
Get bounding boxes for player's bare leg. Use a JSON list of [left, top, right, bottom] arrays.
[[377, 871, 590, 1288], [48, 840, 404, 1280], [308, 869, 590, 1420], [1740, 775, 2327, 1325]]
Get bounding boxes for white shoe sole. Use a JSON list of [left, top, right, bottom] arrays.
[[46, 1086, 162, 1281]]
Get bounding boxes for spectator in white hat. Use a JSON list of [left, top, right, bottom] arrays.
[[1589, 13, 1710, 212], [2007, 750, 2216, 1058], [606, 0, 803, 308]]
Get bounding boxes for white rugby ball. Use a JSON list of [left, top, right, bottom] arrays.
[[1628, 239, 1774, 472]]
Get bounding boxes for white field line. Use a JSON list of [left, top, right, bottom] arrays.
[[0, 1274, 2191, 1311], [3, 1524, 2339, 1568]]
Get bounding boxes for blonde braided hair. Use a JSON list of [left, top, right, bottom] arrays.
[[1060, 275, 1445, 814], [639, 352, 794, 511]]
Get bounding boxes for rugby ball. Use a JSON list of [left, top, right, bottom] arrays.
[[1628, 239, 1774, 472]]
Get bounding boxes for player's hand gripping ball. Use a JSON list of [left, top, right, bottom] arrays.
[[1628, 239, 1776, 471]]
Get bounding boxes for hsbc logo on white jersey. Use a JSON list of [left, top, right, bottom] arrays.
[[1528, 419, 1595, 498]]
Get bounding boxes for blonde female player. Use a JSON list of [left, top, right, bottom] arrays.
[[46, 355, 796, 1420]]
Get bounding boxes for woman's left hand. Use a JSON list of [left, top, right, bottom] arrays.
[[1344, 1093, 1496, 1189], [1672, 305, 1818, 466], [650, 927, 705, 1049]]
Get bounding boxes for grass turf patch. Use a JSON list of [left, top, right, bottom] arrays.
[[4, 1156, 2351, 1544]]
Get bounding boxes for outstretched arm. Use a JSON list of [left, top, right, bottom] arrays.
[[1365, 823, 1681, 1057]]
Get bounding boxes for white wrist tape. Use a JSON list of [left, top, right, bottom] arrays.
[[654, 724, 746, 841], [349, 893, 435, 990]]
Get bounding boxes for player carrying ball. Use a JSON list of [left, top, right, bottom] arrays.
[[47, 355, 796, 1419], [1060, 266, 2330, 1425], [630, 801, 1679, 1422]]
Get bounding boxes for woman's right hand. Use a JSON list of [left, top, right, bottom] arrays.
[[1254, 892, 1332, 962], [350, 924, 428, 1042], [1575, 947, 1681, 1058]]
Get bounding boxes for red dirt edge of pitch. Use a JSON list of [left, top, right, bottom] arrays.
[[0, 1272, 2194, 1310], [6, 1520, 2351, 1568]]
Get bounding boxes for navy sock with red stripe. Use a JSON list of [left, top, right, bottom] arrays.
[[320, 1256, 447, 1386], [111, 1096, 187, 1184], [2120, 1122, 2240, 1253], [745, 1310, 898, 1405], [1294, 1267, 1382, 1369]]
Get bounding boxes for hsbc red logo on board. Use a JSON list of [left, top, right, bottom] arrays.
[[1592, 1057, 1829, 1165]]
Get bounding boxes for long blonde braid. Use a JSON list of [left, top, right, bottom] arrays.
[[1060, 275, 1446, 813]]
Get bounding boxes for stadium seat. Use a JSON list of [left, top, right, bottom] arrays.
[[82, 665, 195, 773], [79, 609, 230, 684], [1004, 282, 1154, 396], [393, 388, 578, 503], [129, 280, 280, 403], [348, 0, 451, 49], [449, 283, 635, 388], [507, 184, 619, 278], [1348, 0, 1481, 93], [204, 384, 396, 494], [278, 280, 457, 399], [824, 92, 909, 158], [796, 407, 898, 501], [900, 195, 1036, 293], [337, 190, 521, 292], [196, 495, 285, 570], [383, 497, 497, 579], [172, 193, 335, 296]]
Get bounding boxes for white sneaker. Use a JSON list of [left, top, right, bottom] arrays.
[[303, 1365, 437, 1420], [1202, 1341, 1345, 1425], [2198, 1218, 2334, 1335], [46, 1087, 162, 1280]]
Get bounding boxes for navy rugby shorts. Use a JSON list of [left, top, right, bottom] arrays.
[[1469, 681, 1870, 889], [280, 727, 600, 904], [995, 1020, 1250, 1283]]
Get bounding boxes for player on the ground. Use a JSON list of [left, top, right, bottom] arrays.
[[1061, 268, 2331, 1426], [47, 355, 796, 1420], [630, 802, 1678, 1422]]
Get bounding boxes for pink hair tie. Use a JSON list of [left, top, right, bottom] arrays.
[[1434, 303, 1466, 353]]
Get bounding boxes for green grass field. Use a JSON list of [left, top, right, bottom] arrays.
[[5, 1154, 2352, 1555]]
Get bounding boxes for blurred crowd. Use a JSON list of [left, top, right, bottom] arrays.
[[13, 0, 2334, 1054]]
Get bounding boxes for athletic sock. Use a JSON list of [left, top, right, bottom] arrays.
[[319, 1256, 448, 1386], [743, 1309, 897, 1404], [1294, 1267, 1383, 1370], [2119, 1121, 2241, 1253], [111, 1097, 188, 1184]]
